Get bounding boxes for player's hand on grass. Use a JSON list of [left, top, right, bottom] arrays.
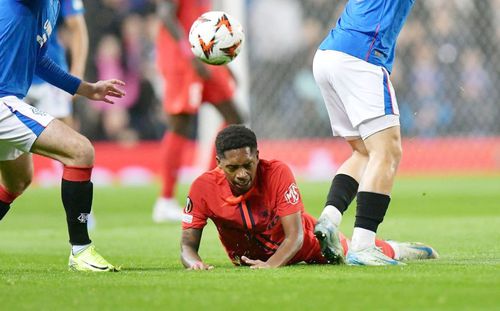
[[77, 79, 126, 104], [188, 261, 214, 270], [241, 256, 272, 269]]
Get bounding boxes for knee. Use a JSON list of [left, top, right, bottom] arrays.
[[370, 141, 402, 167], [71, 137, 95, 167], [5, 176, 32, 195]]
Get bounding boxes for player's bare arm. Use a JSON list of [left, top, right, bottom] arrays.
[[242, 211, 304, 269], [156, 0, 181, 39], [76, 80, 126, 104], [181, 228, 213, 270], [156, 0, 209, 78], [65, 14, 88, 78]]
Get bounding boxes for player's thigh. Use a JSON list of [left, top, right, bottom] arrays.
[[26, 83, 72, 119], [202, 66, 235, 104], [162, 70, 202, 115], [31, 118, 94, 166], [313, 50, 358, 138], [0, 153, 33, 192], [363, 124, 402, 157]]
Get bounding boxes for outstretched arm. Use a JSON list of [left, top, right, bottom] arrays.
[[242, 211, 304, 269], [181, 228, 213, 270], [36, 55, 125, 103]]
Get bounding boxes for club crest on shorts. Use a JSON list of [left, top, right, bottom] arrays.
[[284, 183, 300, 205], [30, 106, 47, 116], [184, 197, 193, 213]]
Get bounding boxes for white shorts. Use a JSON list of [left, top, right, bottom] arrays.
[[0, 96, 54, 160], [26, 83, 73, 118], [313, 50, 400, 140]]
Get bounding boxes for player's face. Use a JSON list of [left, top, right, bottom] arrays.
[[217, 147, 259, 196]]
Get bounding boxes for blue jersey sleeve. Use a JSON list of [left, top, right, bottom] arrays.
[[35, 55, 81, 95]]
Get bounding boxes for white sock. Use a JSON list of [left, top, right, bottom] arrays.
[[320, 205, 343, 227], [72, 244, 91, 255], [350, 227, 376, 252]]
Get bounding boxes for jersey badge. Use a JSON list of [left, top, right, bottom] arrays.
[[284, 183, 300, 205]]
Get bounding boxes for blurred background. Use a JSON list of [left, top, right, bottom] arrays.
[[34, 0, 500, 185]]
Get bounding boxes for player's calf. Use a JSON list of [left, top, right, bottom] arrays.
[[0, 185, 19, 221]]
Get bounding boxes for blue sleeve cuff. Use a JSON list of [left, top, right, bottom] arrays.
[[35, 55, 81, 95]]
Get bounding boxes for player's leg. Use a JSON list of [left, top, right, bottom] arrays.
[[203, 66, 243, 169], [0, 153, 32, 221], [153, 113, 194, 222], [312, 50, 363, 263], [153, 65, 202, 222], [318, 138, 367, 227], [346, 69, 403, 265], [0, 97, 116, 271], [31, 119, 117, 271], [348, 124, 401, 246]]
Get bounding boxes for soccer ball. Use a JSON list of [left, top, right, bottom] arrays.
[[189, 11, 244, 65]]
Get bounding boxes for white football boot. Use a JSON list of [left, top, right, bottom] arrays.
[[314, 217, 345, 264], [388, 241, 439, 261], [347, 246, 405, 266]]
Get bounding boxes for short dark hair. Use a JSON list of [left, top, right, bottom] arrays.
[[215, 125, 257, 158]]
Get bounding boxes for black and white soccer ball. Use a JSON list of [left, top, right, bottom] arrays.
[[188, 11, 244, 65]]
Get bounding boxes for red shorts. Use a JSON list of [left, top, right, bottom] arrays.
[[157, 30, 235, 115]]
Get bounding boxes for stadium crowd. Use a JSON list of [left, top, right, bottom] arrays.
[[73, 0, 499, 142]]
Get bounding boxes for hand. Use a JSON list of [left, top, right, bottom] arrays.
[[77, 79, 126, 104], [241, 256, 272, 269], [188, 261, 214, 270]]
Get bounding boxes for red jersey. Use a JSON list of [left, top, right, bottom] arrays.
[[182, 159, 327, 265]]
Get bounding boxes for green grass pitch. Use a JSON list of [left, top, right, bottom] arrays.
[[1, 176, 499, 310]]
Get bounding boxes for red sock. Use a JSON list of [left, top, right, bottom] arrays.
[[375, 239, 396, 259], [62, 166, 93, 182], [0, 185, 20, 204], [160, 132, 190, 198]]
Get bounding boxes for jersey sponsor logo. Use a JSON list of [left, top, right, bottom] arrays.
[[284, 183, 300, 205], [36, 20, 54, 48], [184, 197, 193, 213], [182, 213, 193, 224]]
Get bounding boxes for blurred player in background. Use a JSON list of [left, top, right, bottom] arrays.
[[312, 0, 416, 265], [26, 0, 88, 126], [0, 0, 124, 272], [153, 0, 243, 223], [180, 125, 437, 269]]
